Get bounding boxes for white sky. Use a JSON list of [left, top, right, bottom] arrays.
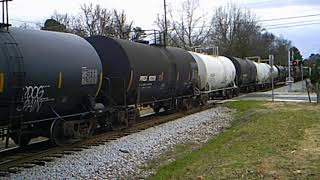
[[8, 0, 320, 58]]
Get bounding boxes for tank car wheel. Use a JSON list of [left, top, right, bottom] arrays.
[[227, 90, 233, 99], [10, 133, 32, 147], [194, 99, 201, 107], [50, 118, 70, 146], [50, 118, 97, 146], [163, 106, 170, 111], [235, 88, 240, 97], [111, 121, 127, 131], [87, 118, 97, 136], [111, 111, 129, 131], [152, 106, 161, 114]]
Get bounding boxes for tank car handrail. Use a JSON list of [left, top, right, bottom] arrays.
[[201, 86, 236, 94], [23, 112, 91, 125]]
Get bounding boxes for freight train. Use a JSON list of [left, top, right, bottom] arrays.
[[0, 27, 289, 147]]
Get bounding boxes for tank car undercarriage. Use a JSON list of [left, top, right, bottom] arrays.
[[0, 80, 280, 149], [1, 90, 229, 148]]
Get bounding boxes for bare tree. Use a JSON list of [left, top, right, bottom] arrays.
[[113, 10, 133, 40], [50, 11, 86, 36], [156, 0, 211, 49], [19, 23, 35, 30], [209, 4, 260, 57], [50, 4, 134, 38], [80, 3, 114, 36], [273, 36, 292, 65]]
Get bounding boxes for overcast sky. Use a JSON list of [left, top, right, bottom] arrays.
[[8, 0, 320, 58]]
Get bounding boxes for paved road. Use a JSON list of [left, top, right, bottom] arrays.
[[235, 81, 317, 103]]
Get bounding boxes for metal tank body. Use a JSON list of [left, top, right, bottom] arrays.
[[226, 56, 257, 87], [0, 28, 102, 124], [189, 52, 207, 90], [86, 36, 198, 106], [253, 62, 270, 84], [264, 64, 272, 82], [166, 47, 199, 96], [271, 65, 279, 79], [189, 52, 236, 91], [276, 65, 288, 81], [219, 56, 236, 88]]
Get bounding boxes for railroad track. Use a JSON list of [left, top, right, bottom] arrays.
[[0, 103, 217, 177]]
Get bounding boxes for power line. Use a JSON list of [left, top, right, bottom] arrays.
[[267, 22, 320, 29], [10, 11, 320, 32], [11, 11, 320, 25], [259, 13, 320, 22], [10, 18, 41, 24], [302, 7, 320, 13], [239, 0, 316, 8], [239, 0, 279, 8], [263, 19, 320, 27]]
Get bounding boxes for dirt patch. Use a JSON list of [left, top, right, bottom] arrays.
[[263, 102, 288, 110], [263, 102, 319, 111], [238, 109, 271, 123], [289, 125, 320, 177], [296, 125, 320, 157], [254, 125, 320, 178], [257, 157, 282, 179]]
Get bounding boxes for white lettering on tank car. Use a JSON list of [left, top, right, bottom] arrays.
[[139, 76, 148, 82], [149, 75, 156, 81], [22, 85, 53, 112], [81, 67, 98, 85]]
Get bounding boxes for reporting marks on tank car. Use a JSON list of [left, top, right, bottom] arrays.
[[81, 67, 98, 85], [139, 75, 157, 82]]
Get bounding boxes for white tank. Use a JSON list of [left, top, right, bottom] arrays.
[[253, 62, 270, 84], [190, 52, 207, 90], [189, 52, 236, 91], [265, 63, 272, 82]]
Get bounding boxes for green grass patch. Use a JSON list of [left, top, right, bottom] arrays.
[[151, 101, 320, 179]]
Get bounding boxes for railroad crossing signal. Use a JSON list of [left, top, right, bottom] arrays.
[[292, 60, 298, 66], [291, 60, 302, 66]]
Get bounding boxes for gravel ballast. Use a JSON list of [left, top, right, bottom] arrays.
[[8, 106, 234, 179]]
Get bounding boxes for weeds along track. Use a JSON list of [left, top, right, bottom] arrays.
[[0, 103, 217, 177]]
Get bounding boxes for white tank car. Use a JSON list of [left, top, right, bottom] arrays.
[[189, 52, 236, 91], [253, 62, 270, 84], [189, 52, 207, 90], [265, 63, 272, 82], [264, 64, 279, 80]]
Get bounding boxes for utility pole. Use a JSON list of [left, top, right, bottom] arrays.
[[163, 0, 168, 47], [301, 60, 303, 81], [301, 60, 304, 90], [317, 59, 320, 103], [288, 48, 292, 92], [269, 55, 274, 102]]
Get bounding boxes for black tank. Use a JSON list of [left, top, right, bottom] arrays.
[[0, 28, 102, 125], [226, 56, 257, 87], [86, 36, 198, 106]]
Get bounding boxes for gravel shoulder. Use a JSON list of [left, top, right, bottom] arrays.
[[7, 106, 234, 180]]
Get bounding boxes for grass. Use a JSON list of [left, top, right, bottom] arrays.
[[150, 100, 320, 179]]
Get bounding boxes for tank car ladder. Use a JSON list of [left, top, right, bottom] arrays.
[[1, 31, 26, 148]]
